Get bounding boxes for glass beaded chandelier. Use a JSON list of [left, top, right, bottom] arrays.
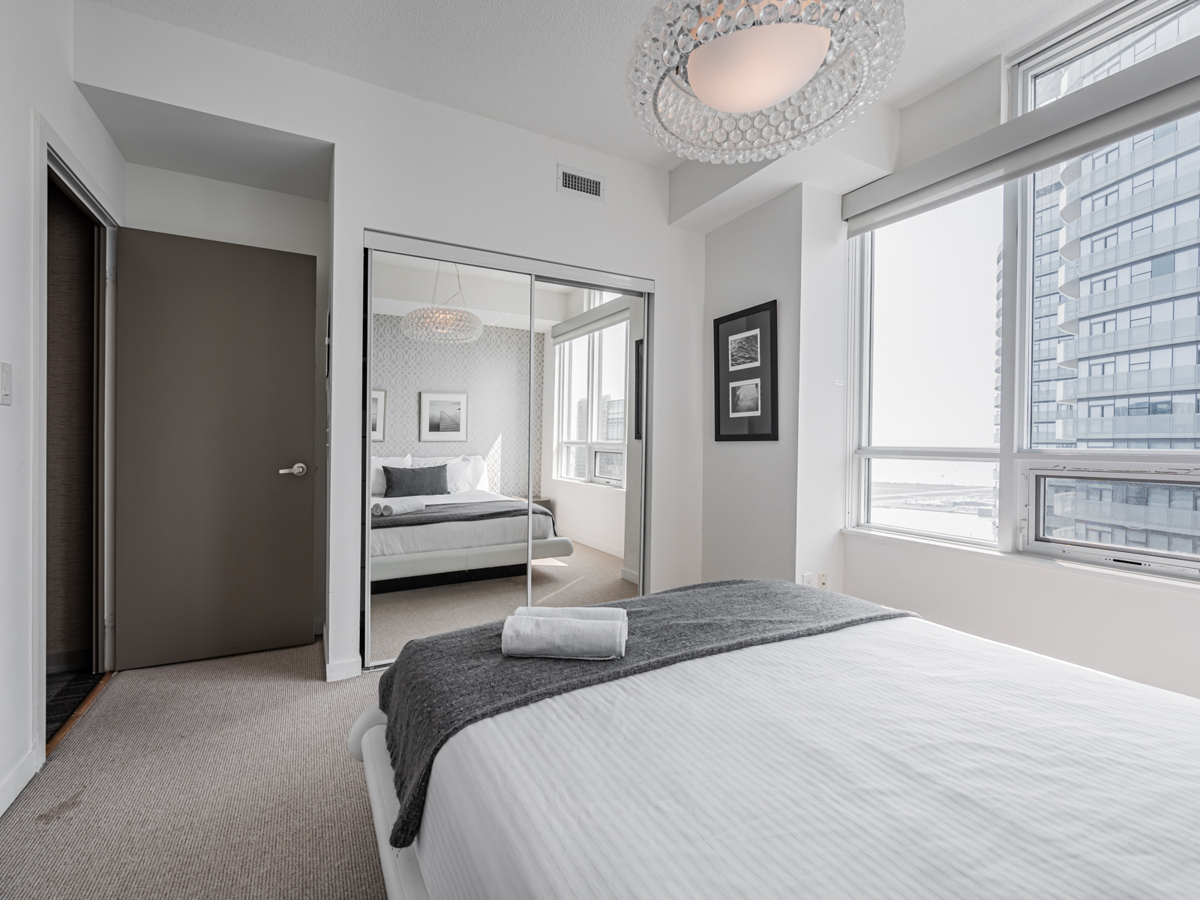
[[400, 262, 485, 344], [628, 0, 905, 164]]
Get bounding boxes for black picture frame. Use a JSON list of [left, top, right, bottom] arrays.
[[713, 300, 778, 441]]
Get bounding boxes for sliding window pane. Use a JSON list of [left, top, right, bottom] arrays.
[[559, 444, 587, 480], [1039, 475, 1200, 558], [558, 337, 589, 444], [1028, 108, 1200, 449], [594, 322, 628, 443], [1026, 2, 1200, 453], [594, 450, 624, 483], [870, 188, 1003, 448], [1033, 3, 1200, 109], [868, 459, 997, 542]]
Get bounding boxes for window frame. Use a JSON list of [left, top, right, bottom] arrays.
[[553, 324, 628, 490], [848, 229, 1002, 549], [1018, 461, 1200, 579], [848, 0, 1200, 578]]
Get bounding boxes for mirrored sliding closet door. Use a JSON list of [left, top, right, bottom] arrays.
[[363, 237, 652, 667], [365, 251, 533, 665]]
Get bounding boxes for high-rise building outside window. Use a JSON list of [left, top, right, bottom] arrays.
[[1024, 1, 1200, 563]]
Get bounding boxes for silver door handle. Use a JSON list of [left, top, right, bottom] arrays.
[[279, 463, 308, 476]]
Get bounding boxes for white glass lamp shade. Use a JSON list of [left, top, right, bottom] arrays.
[[399, 306, 484, 343], [628, 0, 906, 164], [687, 22, 831, 115]]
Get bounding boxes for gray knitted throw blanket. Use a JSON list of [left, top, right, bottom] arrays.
[[377, 579, 916, 848], [372, 499, 553, 530]]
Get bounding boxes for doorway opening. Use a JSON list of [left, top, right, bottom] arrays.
[[45, 168, 107, 746]]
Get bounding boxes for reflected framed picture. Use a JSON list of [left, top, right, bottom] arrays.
[[714, 300, 778, 441], [370, 390, 386, 442], [420, 391, 468, 442]]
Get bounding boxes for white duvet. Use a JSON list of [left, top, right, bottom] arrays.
[[414, 616, 1200, 900], [369, 491, 554, 558]]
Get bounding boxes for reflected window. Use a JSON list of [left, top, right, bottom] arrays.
[[555, 320, 628, 487]]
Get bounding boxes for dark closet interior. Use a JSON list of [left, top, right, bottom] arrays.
[[45, 173, 102, 742]]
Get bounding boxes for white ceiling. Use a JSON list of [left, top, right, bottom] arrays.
[[79, 84, 334, 200], [91, 0, 1109, 170]]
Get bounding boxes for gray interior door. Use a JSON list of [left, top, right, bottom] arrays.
[[115, 229, 316, 669]]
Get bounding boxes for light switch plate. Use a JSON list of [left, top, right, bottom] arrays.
[[0, 362, 11, 406]]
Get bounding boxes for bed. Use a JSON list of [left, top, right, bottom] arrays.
[[349, 580, 1200, 899], [370, 454, 573, 583]]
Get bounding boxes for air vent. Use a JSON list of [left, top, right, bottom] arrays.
[[557, 165, 605, 201]]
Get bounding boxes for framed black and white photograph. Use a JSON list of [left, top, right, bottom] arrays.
[[420, 391, 468, 442], [370, 390, 386, 442], [728, 328, 760, 371], [713, 300, 778, 441], [729, 378, 761, 417]]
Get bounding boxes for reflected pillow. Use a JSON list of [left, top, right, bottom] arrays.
[[384, 464, 449, 498], [371, 454, 411, 496], [445, 456, 488, 493]]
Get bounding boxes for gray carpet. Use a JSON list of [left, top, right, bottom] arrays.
[[0, 642, 386, 900], [370, 542, 640, 663]]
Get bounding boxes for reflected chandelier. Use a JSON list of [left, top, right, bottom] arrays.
[[400, 262, 484, 344], [628, 0, 905, 164]]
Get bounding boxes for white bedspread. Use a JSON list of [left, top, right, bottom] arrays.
[[370, 491, 554, 558], [414, 617, 1200, 899]]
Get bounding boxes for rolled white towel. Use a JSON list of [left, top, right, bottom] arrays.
[[501, 616, 626, 660], [513, 606, 625, 622], [372, 497, 425, 516], [514, 605, 627, 641]]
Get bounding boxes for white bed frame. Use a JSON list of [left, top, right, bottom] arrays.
[[370, 536, 574, 582], [350, 707, 430, 900]]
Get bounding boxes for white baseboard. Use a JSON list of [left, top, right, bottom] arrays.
[[0, 747, 43, 819], [621, 567, 640, 586], [326, 656, 362, 682], [559, 530, 624, 559]]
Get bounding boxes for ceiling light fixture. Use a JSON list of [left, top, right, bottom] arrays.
[[628, 0, 905, 164], [400, 262, 484, 344]]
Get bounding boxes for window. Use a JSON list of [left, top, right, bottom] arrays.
[[1038, 474, 1200, 561], [555, 320, 628, 488], [858, 187, 1002, 542], [852, 0, 1200, 577]]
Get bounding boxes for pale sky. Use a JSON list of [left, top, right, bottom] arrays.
[[872, 187, 1004, 450]]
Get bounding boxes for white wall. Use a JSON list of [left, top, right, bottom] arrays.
[[845, 530, 1200, 698], [702, 187, 803, 581], [795, 186, 849, 590], [546, 480, 627, 559], [0, 0, 126, 818], [896, 57, 1005, 170], [124, 164, 332, 635], [73, 1, 706, 683], [701, 185, 850, 587]]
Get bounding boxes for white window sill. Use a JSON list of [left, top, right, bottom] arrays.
[[841, 526, 1200, 591], [552, 477, 625, 492]]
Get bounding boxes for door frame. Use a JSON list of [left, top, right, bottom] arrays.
[[33, 119, 121, 769], [360, 230, 656, 669]]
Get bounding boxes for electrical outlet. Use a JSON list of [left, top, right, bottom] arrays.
[[818, 573, 828, 588], [0, 362, 11, 406], [802, 573, 817, 587]]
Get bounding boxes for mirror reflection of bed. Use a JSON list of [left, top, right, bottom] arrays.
[[366, 250, 645, 665]]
